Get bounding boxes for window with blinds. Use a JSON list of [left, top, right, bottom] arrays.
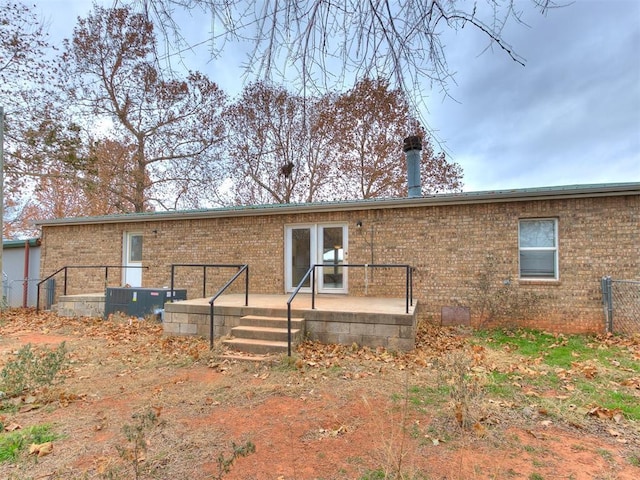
[[519, 219, 558, 279]]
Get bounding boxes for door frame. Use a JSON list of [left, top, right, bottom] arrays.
[[284, 223, 348, 294], [122, 232, 143, 287]]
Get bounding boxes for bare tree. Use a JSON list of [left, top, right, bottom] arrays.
[[0, 1, 52, 102], [223, 78, 461, 204], [1, 0, 57, 237], [118, 1, 558, 107], [60, 5, 228, 212], [328, 77, 462, 199], [222, 81, 335, 204]]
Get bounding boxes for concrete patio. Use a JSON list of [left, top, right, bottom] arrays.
[[163, 293, 418, 351]]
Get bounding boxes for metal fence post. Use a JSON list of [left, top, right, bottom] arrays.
[[601, 276, 613, 333]]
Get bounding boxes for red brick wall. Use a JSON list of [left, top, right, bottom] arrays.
[[39, 194, 639, 334]]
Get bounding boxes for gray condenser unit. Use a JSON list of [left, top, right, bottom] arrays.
[[104, 287, 187, 319]]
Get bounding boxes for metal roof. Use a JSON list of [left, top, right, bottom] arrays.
[[2, 238, 41, 248], [33, 182, 640, 227]]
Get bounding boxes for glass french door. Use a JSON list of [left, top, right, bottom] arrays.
[[285, 224, 347, 293]]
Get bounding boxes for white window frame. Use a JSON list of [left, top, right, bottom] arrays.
[[518, 218, 559, 281]]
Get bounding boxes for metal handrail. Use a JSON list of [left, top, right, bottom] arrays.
[[170, 263, 250, 299], [286, 266, 316, 356], [36, 265, 148, 312], [208, 265, 249, 349], [286, 263, 414, 356]]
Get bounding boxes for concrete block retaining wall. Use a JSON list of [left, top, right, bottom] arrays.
[[163, 301, 417, 351], [56, 293, 105, 318]]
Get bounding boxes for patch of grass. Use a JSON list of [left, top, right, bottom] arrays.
[[0, 403, 18, 415], [272, 354, 299, 372], [524, 371, 561, 390], [0, 424, 59, 463], [214, 441, 256, 480], [572, 381, 640, 420], [484, 371, 523, 399], [602, 391, 640, 419], [359, 469, 386, 480], [529, 473, 544, 480], [358, 469, 428, 480], [406, 385, 449, 409], [575, 379, 596, 394], [475, 328, 640, 421], [476, 329, 561, 358], [475, 329, 631, 369], [597, 448, 614, 462], [615, 357, 640, 373]]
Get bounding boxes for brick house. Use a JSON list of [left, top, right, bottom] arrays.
[[34, 181, 639, 351]]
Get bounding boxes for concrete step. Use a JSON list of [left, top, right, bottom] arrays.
[[222, 314, 306, 354], [239, 315, 304, 329], [230, 325, 301, 342], [218, 352, 279, 363], [222, 338, 291, 355]]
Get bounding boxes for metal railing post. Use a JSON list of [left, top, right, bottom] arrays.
[[63, 267, 68, 295], [203, 266, 207, 298], [410, 267, 414, 306], [405, 266, 409, 314], [244, 266, 249, 306], [287, 303, 292, 357], [602, 276, 613, 333], [311, 265, 316, 310], [170, 265, 175, 298], [209, 301, 215, 349]]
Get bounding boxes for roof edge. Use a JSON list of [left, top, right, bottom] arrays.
[[2, 238, 41, 249], [33, 182, 640, 227]]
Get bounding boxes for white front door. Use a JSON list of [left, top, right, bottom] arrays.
[[123, 232, 143, 287], [285, 224, 347, 293]]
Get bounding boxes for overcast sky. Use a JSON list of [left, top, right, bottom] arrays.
[[37, 0, 640, 193]]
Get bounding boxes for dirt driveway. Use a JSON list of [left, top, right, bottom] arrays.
[[0, 309, 638, 479]]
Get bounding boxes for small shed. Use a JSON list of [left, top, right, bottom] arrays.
[[2, 238, 41, 308]]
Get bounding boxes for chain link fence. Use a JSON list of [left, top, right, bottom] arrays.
[[601, 276, 640, 335], [1, 271, 8, 309]]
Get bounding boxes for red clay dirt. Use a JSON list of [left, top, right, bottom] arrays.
[[0, 309, 638, 479]]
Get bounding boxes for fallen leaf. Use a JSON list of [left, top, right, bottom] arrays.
[[473, 422, 486, 436], [587, 406, 624, 421], [4, 422, 21, 432], [527, 430, 546, 440], [19, 404, 40, 413], [29, 442, 53, 457]]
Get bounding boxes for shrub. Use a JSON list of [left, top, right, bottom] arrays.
[[0, 342, 68, 398]]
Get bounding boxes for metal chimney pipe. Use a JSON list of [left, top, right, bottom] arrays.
[[403, 135, 422, 198]]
